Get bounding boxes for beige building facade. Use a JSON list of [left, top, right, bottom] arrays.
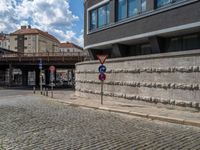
[[10, 26, 60, 53], [0, 33, 10, 50], [59, 42, 83, 53]]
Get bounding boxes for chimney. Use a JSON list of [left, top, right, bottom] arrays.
[[28, 25, 31, 29], [21, 26, 27, 29]]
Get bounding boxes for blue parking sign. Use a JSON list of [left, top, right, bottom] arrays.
[[98, 65, 106, 73], [39, 59, 42, 69]]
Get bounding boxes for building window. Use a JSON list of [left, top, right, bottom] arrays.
[[90, 3, 110, 31], [141, 0, 147, 12], [128, 0, 138, 17], [182, 35, 199, 50], [118, 0, 127, 20], [166, 34, 200, 52], [156, 0, 183, 8], [90, 9, 97, 30], [117, 0, 147, 21], [98, 4, 110, 28]]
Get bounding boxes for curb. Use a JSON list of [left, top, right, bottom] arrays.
[[48, 98, 200, 128]]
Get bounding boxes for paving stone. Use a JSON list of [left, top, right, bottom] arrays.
[[0, 90, 200, 149]]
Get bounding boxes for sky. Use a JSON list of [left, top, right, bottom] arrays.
[[0, 0, 84, 46]]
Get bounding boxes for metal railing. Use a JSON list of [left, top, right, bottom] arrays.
[[0, 52, 87, 62]]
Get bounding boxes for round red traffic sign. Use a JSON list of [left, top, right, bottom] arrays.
[[49, 66, 55, 72], [99, 73, 106, 81]]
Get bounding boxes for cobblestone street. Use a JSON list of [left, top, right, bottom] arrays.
[[0, 90, 200, 150]]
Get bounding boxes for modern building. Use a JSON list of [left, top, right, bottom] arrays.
[[10, 26, 60, 53], [84, 0, 200, 59], [59, 42, 83, 53]]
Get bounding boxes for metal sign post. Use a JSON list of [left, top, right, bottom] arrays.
[[99, 73, 106, 105], [101, 81, 103, 105], [49, 66, 55, 98], [39, 59, 43, 95], [97, 55, 108, 105]]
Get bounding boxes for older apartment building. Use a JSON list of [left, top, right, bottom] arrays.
[[10, 26, 60, 53], [84, 0, 200, 59], [60, 42, 83, 53], [0, 33, 10, 50]]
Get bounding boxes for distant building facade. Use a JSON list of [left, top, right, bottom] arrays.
[[59, 42, 83, 53], [0, 33, 10, 50], [84, 0, 200, 59], [10, 26, 60, 53]]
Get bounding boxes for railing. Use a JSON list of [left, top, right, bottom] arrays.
[[0, 52, 87, 62], [0, 52, 86, 57]]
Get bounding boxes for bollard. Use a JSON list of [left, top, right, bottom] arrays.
[[43, 87, 46, 95], [33, 86, 36, 94], [51, 85, 53, 98], [46, 88, 48, 96]]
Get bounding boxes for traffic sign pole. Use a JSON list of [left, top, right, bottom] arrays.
[[49, 66, 55, 98], [101, 81, 103, 105], [97, 54, 108, 105], [39, 59, 43, 95]]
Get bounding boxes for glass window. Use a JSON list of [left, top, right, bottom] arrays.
[[117, 0, 127, 20], [106, 4, 110, 25], [90, 10, 97, 30], [183, 35, 199, 50], [128, 0, 138, 17], [141, 0, 147, 12], [98, 4, 110, 28], [98, 6, 106, 27], [117, 0, 147, 21], [156, 0, 171, 8], [90, 3, 110, 30]]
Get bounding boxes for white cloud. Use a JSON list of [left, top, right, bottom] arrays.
[[0, 0, 83, 46]]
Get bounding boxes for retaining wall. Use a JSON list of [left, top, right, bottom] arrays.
[[75, 50, 200, 110]]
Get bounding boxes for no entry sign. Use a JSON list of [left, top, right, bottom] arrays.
[[99, 73, 106, 81], [49, 66, 55, 72]]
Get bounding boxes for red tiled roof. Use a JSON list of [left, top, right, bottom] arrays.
[[11, 28, 60, 43], [60, 42, 83, 50]]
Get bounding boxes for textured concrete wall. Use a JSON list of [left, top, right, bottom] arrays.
[[75, 50, 200, 109]]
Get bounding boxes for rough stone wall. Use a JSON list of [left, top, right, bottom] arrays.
[[75, 50, 200, 109]]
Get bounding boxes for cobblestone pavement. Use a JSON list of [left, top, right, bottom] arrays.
[[0, 90, 200, 150]]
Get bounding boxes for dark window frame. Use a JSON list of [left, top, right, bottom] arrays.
[[155, 0, 184, 8], [89, 3, 110, 31], [116, 0, 147, 21]]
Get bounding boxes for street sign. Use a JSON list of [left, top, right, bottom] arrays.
[[50, 72, 55, 82], [97, 55, 108, 64], [49, 66, 55, 72], [39, 63, 42, 69], [97, 54, 108, 105], [39, 59, 42, 69], [49, 66, 55, 98], [98, 65, 107, 73], [99, 73, 106, 81]]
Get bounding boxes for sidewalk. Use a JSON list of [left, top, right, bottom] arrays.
[[47, 90, 200, 128]]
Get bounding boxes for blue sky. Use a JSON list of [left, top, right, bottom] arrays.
[[0, 0, 84, 46]]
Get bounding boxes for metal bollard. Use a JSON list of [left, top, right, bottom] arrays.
[[51, 85, 53, 98], [43, 88, 46, 95], [33, 86, 36, 94], [46, 88, 48, 96]]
